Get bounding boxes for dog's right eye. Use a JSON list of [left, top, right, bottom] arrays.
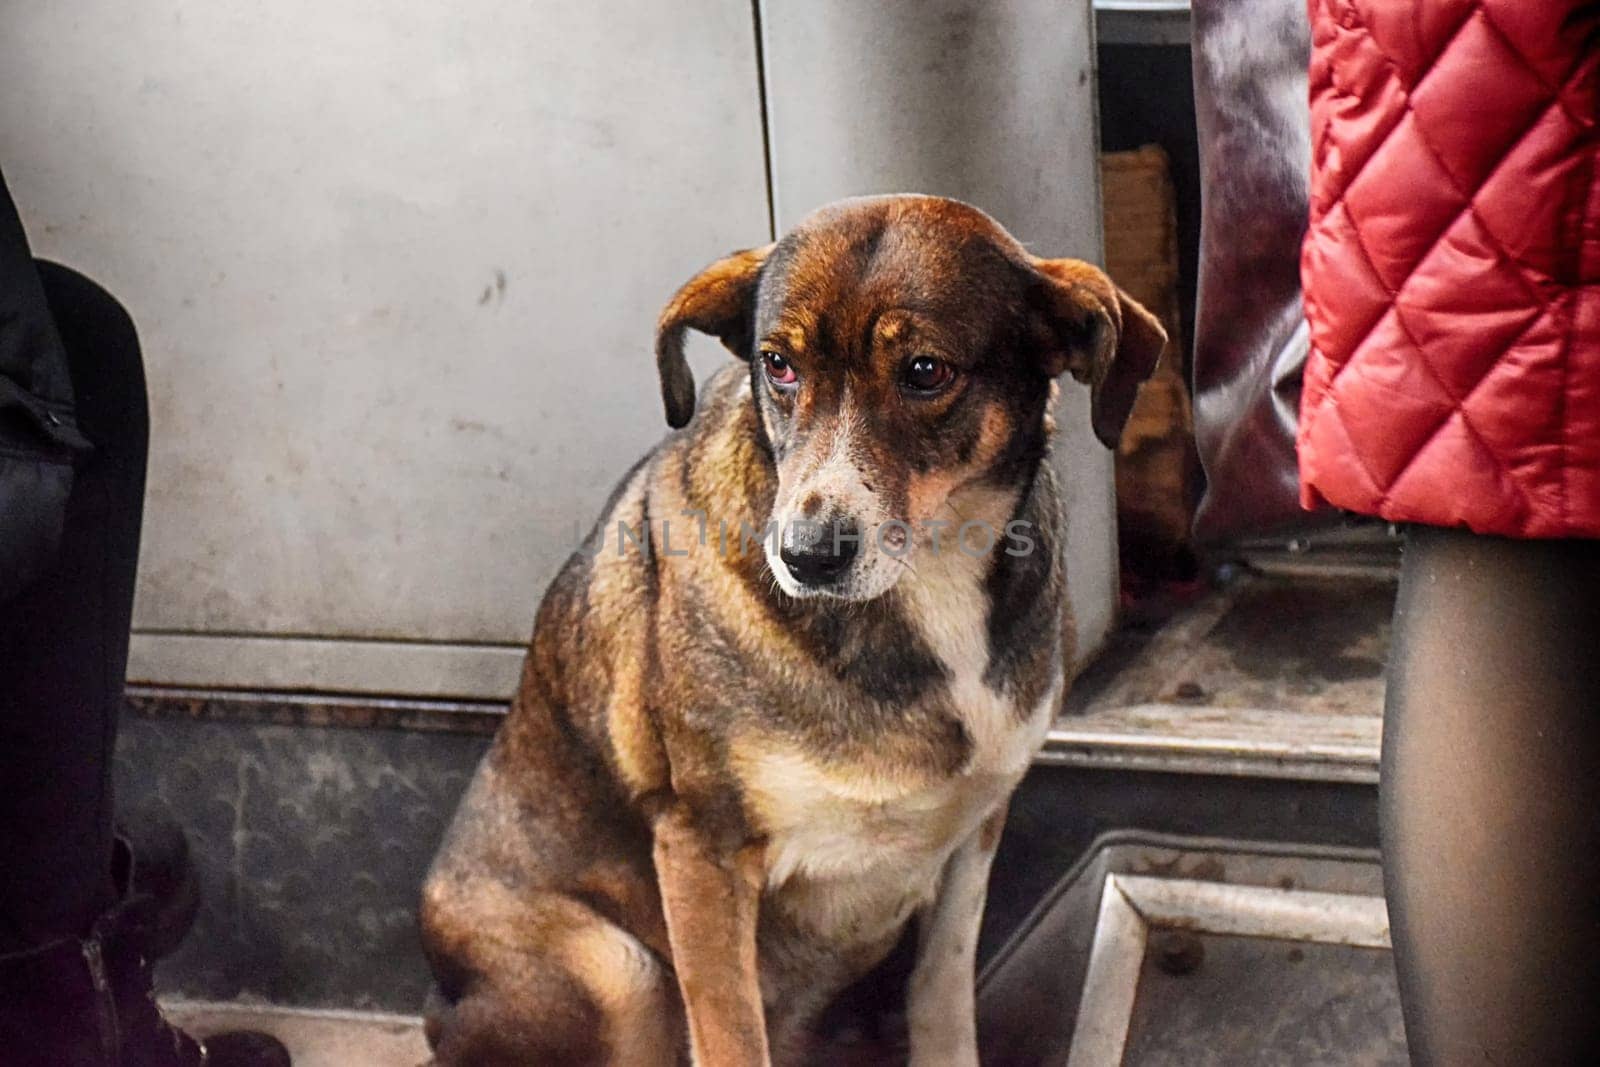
[[902, 355, 956, 395], [762, 350, 798, 389]]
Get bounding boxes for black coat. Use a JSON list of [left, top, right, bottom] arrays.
[[0, 172, 90, 603]]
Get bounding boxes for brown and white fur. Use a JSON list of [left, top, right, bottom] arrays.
[[419, 195, 1165, 1066]]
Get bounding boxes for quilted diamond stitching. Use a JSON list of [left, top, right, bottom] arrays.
[[1304, 0, 1600, 534], [1368, 296, 1550, 513], [1314, 1, 1477, 207], [1305, 0, 1593, 503], [1318, 3, 1592, 317], [1324, 16, 1565, 320], [1474, 2, 1596, 130]]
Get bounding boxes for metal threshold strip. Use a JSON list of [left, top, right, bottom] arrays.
[[1040, 703, 1382, 784]]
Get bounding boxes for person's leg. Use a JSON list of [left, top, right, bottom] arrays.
[[0, 261, 290, 1066], [1383, 525, 1600, 1065], [0, 263, 144, 953]]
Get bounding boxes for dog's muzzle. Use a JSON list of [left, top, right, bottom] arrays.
[[777, 515, 860, 588]]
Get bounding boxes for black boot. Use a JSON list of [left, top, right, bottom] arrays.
[[0, 911, 290, 1067], [111, 809, 202, 963]]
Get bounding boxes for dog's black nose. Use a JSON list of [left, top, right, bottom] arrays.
[[779, 517, 860, 586]]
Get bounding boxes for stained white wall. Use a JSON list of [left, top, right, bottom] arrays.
[[0, 1, 770, 695], [0, 0, 1109, 699]]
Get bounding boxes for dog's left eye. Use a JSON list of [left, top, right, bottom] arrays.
[[762, 350, 798, 389], [902, 356, 956, 394]]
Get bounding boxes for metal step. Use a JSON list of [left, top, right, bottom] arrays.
[[1043, 704, 1380, 784], [1049, 571, 1394, 784]]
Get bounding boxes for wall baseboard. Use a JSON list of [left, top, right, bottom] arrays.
[[127, 632, 524, 702]]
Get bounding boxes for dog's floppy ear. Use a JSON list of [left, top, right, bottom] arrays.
[[655, 244, 774, 428], [1027, 257, 1168, 448]]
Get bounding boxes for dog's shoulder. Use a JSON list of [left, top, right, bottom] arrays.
[[509, 365, 766, 793]]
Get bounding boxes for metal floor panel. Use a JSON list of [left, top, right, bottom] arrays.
[[1124, 936, 1403, 1066], [979, 833, 1403, 1066]]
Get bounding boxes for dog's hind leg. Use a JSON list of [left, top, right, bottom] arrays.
[[422, 877, 683, 1066]]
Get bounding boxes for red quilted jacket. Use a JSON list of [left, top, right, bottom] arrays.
[[1299, 0, 1600, 539]]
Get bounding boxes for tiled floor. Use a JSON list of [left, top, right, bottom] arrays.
[[164, 1001, 430, 1067]]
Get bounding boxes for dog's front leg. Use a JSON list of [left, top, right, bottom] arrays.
[[906, 803, 1009, 1067], [653, 803, 770, 1067]]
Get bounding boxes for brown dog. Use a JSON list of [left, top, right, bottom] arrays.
[[420, 195, 1165, 1066]]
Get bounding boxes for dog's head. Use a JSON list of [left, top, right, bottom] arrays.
[[655, 195, 1165, 602]]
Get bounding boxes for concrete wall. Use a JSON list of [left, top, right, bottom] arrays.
[[0, 0, 1110, 699]]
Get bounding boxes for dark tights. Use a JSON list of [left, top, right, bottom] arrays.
[[1384, 525, 1600, 1065]]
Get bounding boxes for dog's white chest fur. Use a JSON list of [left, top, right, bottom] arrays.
[[742, 546, 1058, 940], [897, 543, 1058, 783]]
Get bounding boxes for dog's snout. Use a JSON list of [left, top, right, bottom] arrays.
[[779, 516, 860, 586]]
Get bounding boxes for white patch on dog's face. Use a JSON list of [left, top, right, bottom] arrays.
[[765, 394, 906, 602]]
